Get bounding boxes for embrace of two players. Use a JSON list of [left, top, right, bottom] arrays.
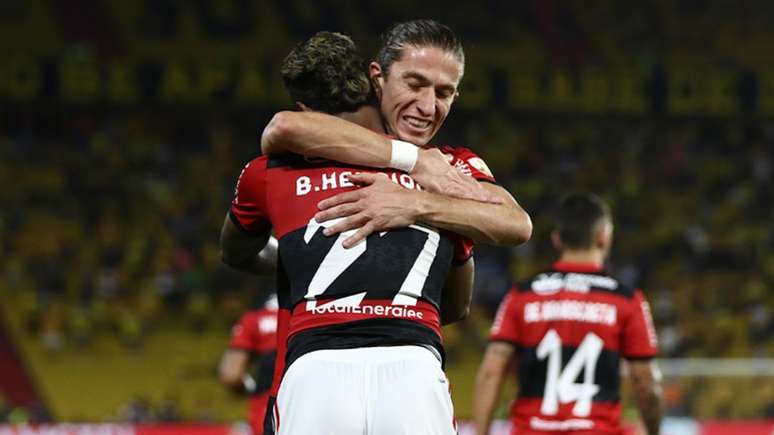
[[219, 19, 664, 435]]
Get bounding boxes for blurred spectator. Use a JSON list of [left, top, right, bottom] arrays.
[[156, 393, 182, 423], [119, 396, 154, 423]]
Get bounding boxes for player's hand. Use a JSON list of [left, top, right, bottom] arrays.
[[315, 173, 419, 248], [412, 148, 502, 204]]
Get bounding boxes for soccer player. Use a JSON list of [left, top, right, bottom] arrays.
[[221, 26, 530, 434], [219, 292, 278, 435], [261, 20, 532, 248], [472, 193, 663, 435]]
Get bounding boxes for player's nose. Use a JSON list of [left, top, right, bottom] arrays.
[[415, 88, 436, 117]]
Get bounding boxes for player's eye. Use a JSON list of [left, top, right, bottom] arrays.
[[408, 82, 422, 91], [436, 89, 453, 100]]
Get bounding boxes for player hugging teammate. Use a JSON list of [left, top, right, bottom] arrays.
[[220, 20, 664, 435], [221, 21, 532, 435]]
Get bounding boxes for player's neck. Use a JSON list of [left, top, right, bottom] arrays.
[[557, 249, 605, 267], [337, 106, 385, 134]]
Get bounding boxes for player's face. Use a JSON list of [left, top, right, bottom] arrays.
[[370, 45, 463, 145]]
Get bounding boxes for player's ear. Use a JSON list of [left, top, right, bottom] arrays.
[[369, 61, 383, 82], [550, 230, 563, 251], [596, 220, 614, 251], [593, 220, 613, 251], [369, 61, 384, 99]]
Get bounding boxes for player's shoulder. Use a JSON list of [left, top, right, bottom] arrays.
[[248, 154, 269, 165], [434, 144, 477, 158], [519, 268, 636, 299], [237, 154, 269, 175], [433, 144, 494, 179]]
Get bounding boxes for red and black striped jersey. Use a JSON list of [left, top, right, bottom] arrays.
[[489, 261, 658, 435], [230, 146, 495, 371]]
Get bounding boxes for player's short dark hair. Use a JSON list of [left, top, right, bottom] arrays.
[[553, 192, 612, 249], [281, 31, 375, 114], [375, 19, 465, 78]]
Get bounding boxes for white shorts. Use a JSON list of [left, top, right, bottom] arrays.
[[275, 345, 456, 435]]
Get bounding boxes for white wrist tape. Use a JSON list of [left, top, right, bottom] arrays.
[[389, 140, 419, 173]]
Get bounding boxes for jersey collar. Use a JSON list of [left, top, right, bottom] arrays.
[[552, 261, 604, 273]]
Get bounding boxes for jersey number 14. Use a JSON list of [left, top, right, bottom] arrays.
[[536, 329, 603, 417]]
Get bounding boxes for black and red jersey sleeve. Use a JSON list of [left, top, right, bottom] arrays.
[[621, 289, 658, 359], [489, 287, 521, 343], [438, 145, 497, 184], [230, 156, 269, 234], [229, 312, 258, 351]]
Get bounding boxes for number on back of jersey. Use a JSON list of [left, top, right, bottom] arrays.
[[536, 329, 603, 417]]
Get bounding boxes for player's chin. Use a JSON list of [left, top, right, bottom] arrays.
[[397, 128, 433, 146]]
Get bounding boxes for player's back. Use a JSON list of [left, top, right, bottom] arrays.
[[231, 153, 468, 369], [490, 261, 657, 435]]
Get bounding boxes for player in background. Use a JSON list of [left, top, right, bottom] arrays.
[[221, 27, 530, 434], [219, 291, 278, 435], [261, 20, 532, 248], [473, 193, 663, 435]]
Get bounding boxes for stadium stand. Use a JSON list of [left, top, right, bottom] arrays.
[[0, 0, 772, 426]]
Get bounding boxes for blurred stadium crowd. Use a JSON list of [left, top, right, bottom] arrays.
[[1, 0, 773, 425]]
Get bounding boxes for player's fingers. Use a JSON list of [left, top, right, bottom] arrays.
[[342, 223, 375, 248], [324, 214, 369, 237], [318, 190, 362, 210], [348, 172, 380, 185], [315, 203, 361, 225]]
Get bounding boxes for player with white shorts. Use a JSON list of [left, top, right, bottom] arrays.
[[277, 346, 454, 434]]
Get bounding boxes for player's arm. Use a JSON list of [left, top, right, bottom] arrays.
[[219, 214, 277, 275], [222, 156, 276, 274], [412, 182, 531, 246], [439, 258, 474, 325], [315, 173, 532, 248], [623, 290, 662, 435], [261, 111, 499, 203], [219, 348, 254, 393], [473, 342, 516, 435], [629, 360, 663, 435], [262, 111, 391, 166]]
